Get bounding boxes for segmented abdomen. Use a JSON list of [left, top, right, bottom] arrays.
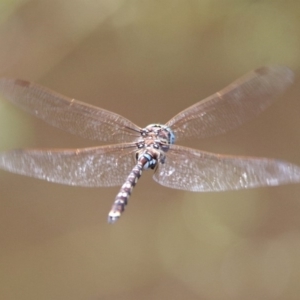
[[108, 162, 143, 223]]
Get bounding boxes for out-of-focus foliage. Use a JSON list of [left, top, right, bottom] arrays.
[[0, 1, 300, 300]]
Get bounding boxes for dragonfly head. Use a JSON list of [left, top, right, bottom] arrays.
[[141, 124, 175, 145]]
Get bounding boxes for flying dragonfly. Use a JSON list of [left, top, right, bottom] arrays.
[[0, 66, 298, 223]]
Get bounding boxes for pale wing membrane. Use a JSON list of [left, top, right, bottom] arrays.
[[166, 66, 294, 141], [154, 145, 300, 192], [0, 144, 137, 187], [0, 79, 141, 143]]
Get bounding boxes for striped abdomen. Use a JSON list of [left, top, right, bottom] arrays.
[[108, 163, 143, 223], [108, 149, 160, 223]]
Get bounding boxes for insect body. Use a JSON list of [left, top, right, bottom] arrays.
[[109, 124, 174, 222]]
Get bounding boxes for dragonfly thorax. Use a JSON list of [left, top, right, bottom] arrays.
[[135, 124, 174, 170], [135, 140, 166, 169]]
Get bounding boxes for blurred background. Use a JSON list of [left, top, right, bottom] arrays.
[[0, 1, 300, 299]]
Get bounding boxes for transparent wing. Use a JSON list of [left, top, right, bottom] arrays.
[[0, 79, 141, 143], [153, 145, 300, 192], [0, 144, 136, 187], [166, 66, 294, 141]]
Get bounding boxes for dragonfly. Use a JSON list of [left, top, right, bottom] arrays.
[[0, 66, 299, 223]]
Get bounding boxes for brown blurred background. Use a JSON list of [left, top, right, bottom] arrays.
[[0, 1, 300, 299]]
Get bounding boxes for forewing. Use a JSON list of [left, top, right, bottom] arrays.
[[166, 66, 294, 141], [153, 145, 300, 192], [0, 144, 136, 187], [0, 79, 141, 143]]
